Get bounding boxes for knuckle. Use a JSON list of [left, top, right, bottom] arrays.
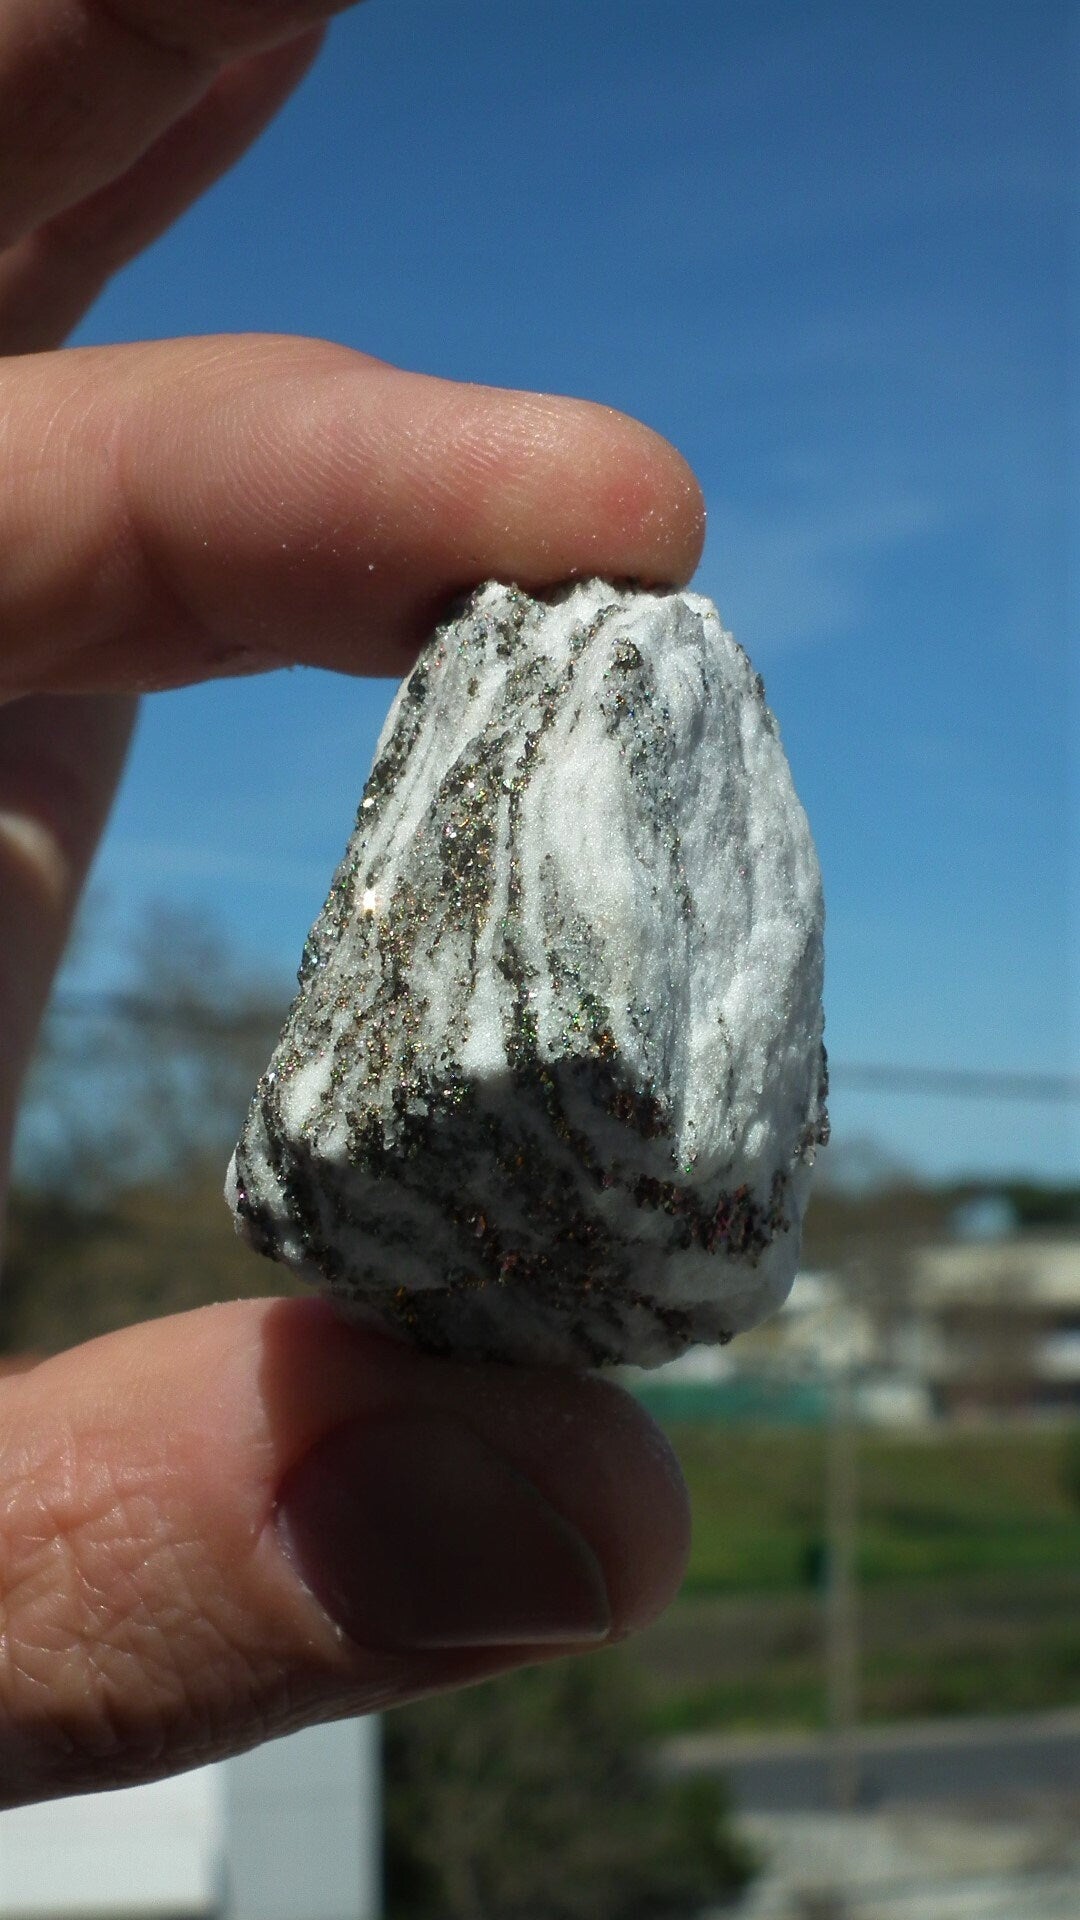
[[99, 3, 331, 66], [0, 1430, 260, 1794]]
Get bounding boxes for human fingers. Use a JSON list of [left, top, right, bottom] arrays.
[[1, 334, 706, 697], [0, 695, 137, 1196], [0, 2, 358, 251], [0, 1296, 690, 1806], [0, 31, 325, 355]]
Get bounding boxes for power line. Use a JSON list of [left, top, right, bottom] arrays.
[[51, 990, 275, 1036], [832, 1062, 1080, 1104], [46, 992, 1080, 1104]]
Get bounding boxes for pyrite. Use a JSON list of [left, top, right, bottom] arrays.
[[227, 580, 827, 1367]]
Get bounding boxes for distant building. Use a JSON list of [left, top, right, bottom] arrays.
[[908, 1233, 1080, 1417], [632, 1232, 1080, 1425], [739, 1269, 876, 1374], [738, 1269, 932, 1426]]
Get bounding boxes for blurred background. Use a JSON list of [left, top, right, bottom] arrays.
[[5, 1, 1077, 1915]]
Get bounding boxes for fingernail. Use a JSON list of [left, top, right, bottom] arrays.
[[275, 1411, 612, 1652]]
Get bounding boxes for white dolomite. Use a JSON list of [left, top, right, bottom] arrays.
[[227, 580, 827, 1367]]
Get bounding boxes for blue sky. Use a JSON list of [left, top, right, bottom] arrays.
[[67, 0, 1076, 1182]]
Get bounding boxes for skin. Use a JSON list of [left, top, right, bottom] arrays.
[[0, 0, 705, 1807]]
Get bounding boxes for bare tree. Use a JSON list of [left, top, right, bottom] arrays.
[[17, 902, 289, 1199], [4, 904, 294, 1351]]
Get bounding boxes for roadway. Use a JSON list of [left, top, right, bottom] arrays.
[[660, 1706, 1080, 1812]]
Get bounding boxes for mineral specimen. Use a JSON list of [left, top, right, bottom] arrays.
[[227, 580, 827, 1368]]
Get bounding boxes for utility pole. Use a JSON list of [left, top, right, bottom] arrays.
[[825, 1356, 860, 1810]]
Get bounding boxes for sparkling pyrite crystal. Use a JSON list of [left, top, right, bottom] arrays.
[[227, 580, 827, 1367]]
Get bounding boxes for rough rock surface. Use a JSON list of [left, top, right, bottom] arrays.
[[227, 580, 827, 1367]]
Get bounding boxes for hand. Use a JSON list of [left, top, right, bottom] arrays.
[[0, 1, 703, 1806]]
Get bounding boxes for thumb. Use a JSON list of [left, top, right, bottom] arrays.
[[0, 1296, 689, 1806]]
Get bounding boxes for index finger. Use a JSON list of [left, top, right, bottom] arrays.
[[0, 334, 706, 697]]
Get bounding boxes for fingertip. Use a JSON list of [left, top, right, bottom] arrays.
[[440, 384, 707, 597], [562, 1366, 693, 1638], [260, 1298, 692, 1643], [589, 414, 707, 590]]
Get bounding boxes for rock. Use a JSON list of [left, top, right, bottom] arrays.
[[226, 580, 827, 1367]]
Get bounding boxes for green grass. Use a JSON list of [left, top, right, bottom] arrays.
[[666, 1422, 1080, 1594], [625, 1569, 1080, 1737], [616, 1421, 1080, 1736]]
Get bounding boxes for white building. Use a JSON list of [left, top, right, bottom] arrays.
[[633, 1235, 1080, 1425], [909, 1233, 1080, 1416], [0, 1718, 380, 1920]]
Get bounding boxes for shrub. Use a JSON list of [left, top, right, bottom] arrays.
[[1060, 1425, 1080, 1512], [383, 1652, 756, 1919]]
